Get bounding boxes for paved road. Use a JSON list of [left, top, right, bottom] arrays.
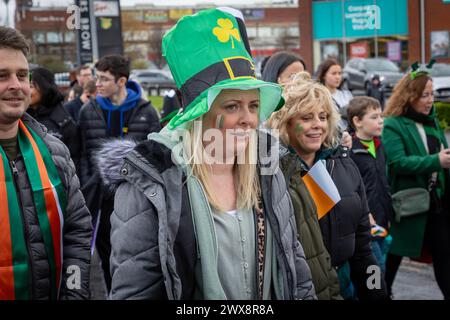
[[392, 258, 443, 300]]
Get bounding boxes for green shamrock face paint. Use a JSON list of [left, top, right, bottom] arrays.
[[216, 114, 224, 129], [295, 123, 303, 135]]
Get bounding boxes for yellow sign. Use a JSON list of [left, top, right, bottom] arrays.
[[100, 17, 112, 30], [169, 9, 193, 21]]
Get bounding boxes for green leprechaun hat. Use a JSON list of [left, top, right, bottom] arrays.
[[162, 7, 284, 129]]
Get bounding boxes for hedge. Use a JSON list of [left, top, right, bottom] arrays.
[[435, 102, 450, 131]]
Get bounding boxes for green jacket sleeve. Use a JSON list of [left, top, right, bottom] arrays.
[[382, 119, 441, 175]]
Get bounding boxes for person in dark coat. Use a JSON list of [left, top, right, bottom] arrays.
[[78, 54, 161, 292], [64, 79, 96, 122], [347, 96, 394, 275], [159, 88, 181, 127], [268, 72, 387, 300], [27, 67, 80, 171], [366, 75, 385, 109]]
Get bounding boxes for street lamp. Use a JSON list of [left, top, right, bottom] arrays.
[[420, 0, 426, 64]]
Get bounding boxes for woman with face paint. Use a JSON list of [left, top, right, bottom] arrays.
[[97, 8, 315, 300], [382, 68, 450, 300], [269, 72, 387, 300]]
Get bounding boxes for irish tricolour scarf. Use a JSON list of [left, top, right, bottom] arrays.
[[0, 120, 66, 300]]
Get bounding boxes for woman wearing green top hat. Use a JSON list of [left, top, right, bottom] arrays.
[[382, 63, 450, 299], [99, 8, 316, 300]]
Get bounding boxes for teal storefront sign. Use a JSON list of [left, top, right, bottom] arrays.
[[313, 0, 408, 40]]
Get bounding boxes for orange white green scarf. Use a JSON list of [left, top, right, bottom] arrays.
[[0, 120, 66, 300]]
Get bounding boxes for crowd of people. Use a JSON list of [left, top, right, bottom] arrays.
[[0, 6, 449, 301]]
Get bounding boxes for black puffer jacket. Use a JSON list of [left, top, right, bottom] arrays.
[[318, 146, 387, 300], [350, 137, 394, 229], [27, 102, 80, 172], [279, 146, 341, 300], [78, 98, 160, 214], [10, 113, 92, 299]]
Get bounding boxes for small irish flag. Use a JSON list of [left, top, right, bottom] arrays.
[[302, 161, 341, 220]]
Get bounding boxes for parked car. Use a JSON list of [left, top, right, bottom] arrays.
[[343, 58, 404, 93], [129, 69, 176, 90], [431, 63, 450, 103]]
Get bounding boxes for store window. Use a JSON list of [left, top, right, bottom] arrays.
[[33, 31, 45, 44], [47, 32, 63, 44], [64, 32, 75, 43]]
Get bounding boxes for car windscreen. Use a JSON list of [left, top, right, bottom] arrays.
[[364, 59, 399, 72], [431, 64, 450, 77]]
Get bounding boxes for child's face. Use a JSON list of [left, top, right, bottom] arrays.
[[354, 107, 383, 138]]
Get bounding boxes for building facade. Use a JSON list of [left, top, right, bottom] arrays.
[[8, 0, 450, 74]]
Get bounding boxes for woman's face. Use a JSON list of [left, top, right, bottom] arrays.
[[30, 82, 41, 106], [286, 106, 328, 156], [411, 79, 434, 115], [278, 61, 304, 85], [324, 64, 342, 90], [203, 89, 260, 160]]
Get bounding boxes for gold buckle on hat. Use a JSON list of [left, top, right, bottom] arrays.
[[223, 56, 256, 80]]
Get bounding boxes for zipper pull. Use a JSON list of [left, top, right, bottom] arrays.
[[10, 161, 18, 175]]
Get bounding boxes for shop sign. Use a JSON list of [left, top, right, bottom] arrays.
[[387, 41, 402, 61], [33, 16, 65, 23], [313, 0, 408, 40], [75, 0, 94, 65], [431, 31, 449, 58], [94, 1, 119, 17], [350, 41, 369, 58], [144, 10, 168, 23]]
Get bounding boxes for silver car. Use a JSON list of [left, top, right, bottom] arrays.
[[343, 58, 404, 93], [431, 63, 450, 102]]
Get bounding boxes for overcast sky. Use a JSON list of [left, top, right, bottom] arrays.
[[34, 0, 297, 8]]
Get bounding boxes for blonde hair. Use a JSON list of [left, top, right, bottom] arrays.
[[182, 118, 260, 212], [268, 71, 340, 148]]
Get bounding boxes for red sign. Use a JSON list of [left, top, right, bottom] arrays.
[[349, 42, 369, 58]]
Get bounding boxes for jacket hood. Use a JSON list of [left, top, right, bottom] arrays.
[[96, 80, 142, 111], [94, 138, 138, 193], [94, 127, 185, 193]]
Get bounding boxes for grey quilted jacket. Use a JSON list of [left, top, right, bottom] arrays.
[[10, 114, 92, 299]]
